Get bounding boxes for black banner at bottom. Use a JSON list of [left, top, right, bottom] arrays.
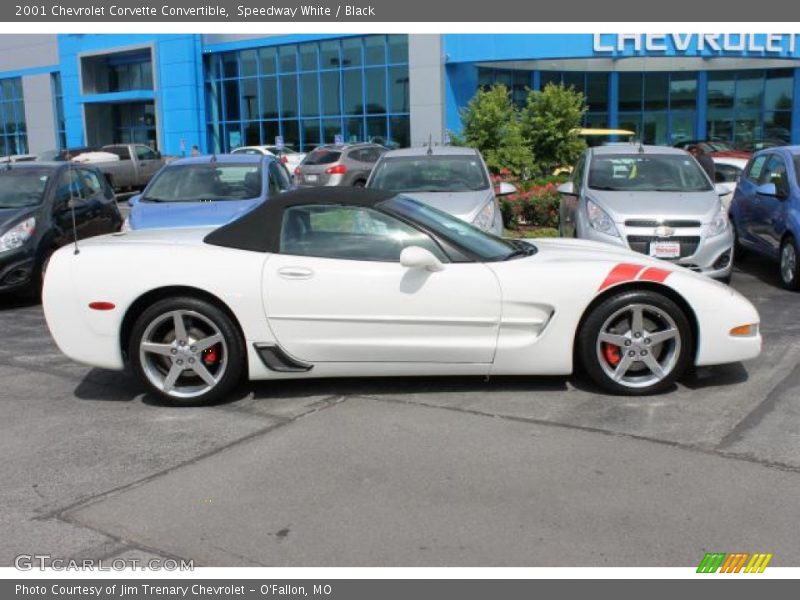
[[3, 579, 797, 600]]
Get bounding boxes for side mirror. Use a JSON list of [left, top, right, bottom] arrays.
[[756, 182, 777, 197], [557, 181, 577, 196], [128, 194, 142, 207], [715, 182, 734, 196], [400, 246, 444, 272], [496, 181, 517, 196]]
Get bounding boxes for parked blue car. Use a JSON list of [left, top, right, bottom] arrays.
[[125, 154, 293, 231], [729, 146, 800, 289]]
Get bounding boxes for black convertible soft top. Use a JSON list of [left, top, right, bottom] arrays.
[[203, 186, 397, 253]]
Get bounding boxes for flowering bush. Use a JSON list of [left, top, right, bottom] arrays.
[[494, 173, 566, 230]]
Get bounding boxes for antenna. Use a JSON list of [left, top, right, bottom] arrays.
[[426, 134, 433, 156], [67, 160, 80, 255]]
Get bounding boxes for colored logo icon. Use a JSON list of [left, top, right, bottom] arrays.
[[697, 552, 773, 573]]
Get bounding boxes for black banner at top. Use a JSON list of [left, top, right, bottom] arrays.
[[5, 0, 800, 22]]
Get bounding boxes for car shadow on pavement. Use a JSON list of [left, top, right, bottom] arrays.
[[247, 374, 571, 401], [732, 255, 784, 288], [72, 367, 572, 407], [72, 363, 751, 407], [0, 293, 39, 311], [72, 368, 145, 403], [681, 362, 750, 390]]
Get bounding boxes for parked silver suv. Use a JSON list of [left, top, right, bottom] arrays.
[[294, 143, 387, 187], [366, 146, 514, 236], [558, 145, 733, 281]]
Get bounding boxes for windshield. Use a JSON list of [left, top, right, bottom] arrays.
[[143, 164, 262, 202], [588, 154, 713, 192], [707, 141, 735, 152], [370, 156, 490, 193], [0, 169, 51, 208], [383, 195, 533, 262]]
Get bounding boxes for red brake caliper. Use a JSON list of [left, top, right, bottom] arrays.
[[602, 343, 621, 366], [202, 344, 220, 365]]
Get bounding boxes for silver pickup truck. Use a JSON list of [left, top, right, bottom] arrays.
[[93, 144, 167, 190]]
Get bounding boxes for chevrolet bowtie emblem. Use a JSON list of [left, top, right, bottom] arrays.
[[655, 225, 675, 237]]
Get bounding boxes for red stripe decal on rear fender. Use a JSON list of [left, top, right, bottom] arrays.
[[598, 263, 646, 292], [637, 267, 672, 283]]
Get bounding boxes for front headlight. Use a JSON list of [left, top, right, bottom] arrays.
[[0, 217, 36, 253], [706, 208, 730, 238], [472, 200, 497, 232], [586, 199, 620, 237]]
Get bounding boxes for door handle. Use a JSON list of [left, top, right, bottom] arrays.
[[278, 266, 314, 280]]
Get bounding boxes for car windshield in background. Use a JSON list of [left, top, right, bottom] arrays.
[[370, 156, 490, 193], [143, 164, 262, 202], [303, 149, 342, 165], [702, 142, 735, 152], [0, 169, 51, 208], [383, 195, 531, 262], [588, 154, 713, 192]]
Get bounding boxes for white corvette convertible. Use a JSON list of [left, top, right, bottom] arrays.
[[43, 188, 761, 405]]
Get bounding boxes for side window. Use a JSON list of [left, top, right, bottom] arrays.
[[362, 147, 380, 163], [106, 146, 131, 160], [268, 161, 292, 192], [763, 155, 790, 197], [135, 146, 157, 160], [54, 170, 85, 205], [714, 164, 740, 183], [280, 205, 447, 262], [747, 155, 767, 182], [80, 169, 105, 196], [349, 149, 368, 163]]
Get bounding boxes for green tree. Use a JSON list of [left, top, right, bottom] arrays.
[[520, 83, 587, 175], [454, 84, 535, 177]]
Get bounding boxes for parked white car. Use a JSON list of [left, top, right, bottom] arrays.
[[712, 155, 748, 210], [231, 145, 306, 173], [43, 187, 760, 406]]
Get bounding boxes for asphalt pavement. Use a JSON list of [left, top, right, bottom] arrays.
[[1, 255, 799, 567]]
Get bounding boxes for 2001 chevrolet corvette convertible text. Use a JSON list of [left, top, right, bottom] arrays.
[[42, 188, 761, 406]]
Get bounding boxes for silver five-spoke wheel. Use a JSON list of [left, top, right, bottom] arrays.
[[596, 303, 681, 389], [131, 297, 245, 405], [139, 309, 228, 399], [579, 290, 692, 396]]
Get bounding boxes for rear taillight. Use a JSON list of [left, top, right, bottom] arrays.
[[325, 164, 347, 175], [280, 155, 288, 164], [294, 167, 301, 176]]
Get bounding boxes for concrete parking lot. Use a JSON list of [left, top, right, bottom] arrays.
[[1, 255, 800, 567]]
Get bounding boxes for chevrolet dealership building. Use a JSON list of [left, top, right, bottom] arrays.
[[2, 32, 800, 157]]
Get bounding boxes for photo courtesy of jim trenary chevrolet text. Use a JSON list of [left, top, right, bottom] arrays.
[[0, 0, 799, 597]]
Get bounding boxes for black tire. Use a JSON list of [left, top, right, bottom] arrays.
[[353, 179, 366, 187], [733, 222, 748, 262], [22, 248, 54, 303], [779, 236, 800, 291], [129, 296, 246, 406], [578, 290, 693, 396]]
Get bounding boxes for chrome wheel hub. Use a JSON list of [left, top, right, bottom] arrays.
[[139, 309, 227, 399], [596, 304, 681, 389]]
